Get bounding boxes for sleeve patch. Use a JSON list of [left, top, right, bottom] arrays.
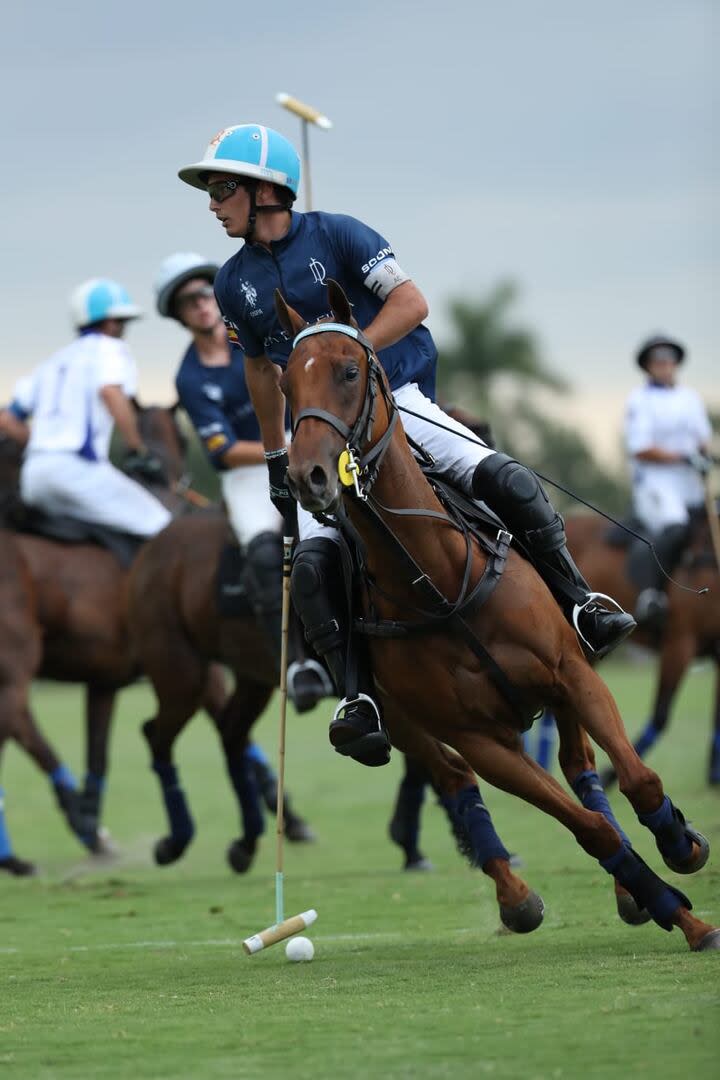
[[223, 315, 240, 344], [206, 433, 229, 452], [363, 258, 410, 300]]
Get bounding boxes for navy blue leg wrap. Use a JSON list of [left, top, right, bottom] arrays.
[[572, 770, 631, 847], [152, 761, 195, 844], [227, 755, 265, 840], [634, 721, 662, 759], [638, 795, 692, 864], [600, 843, 690, 931], [709, 734, 720, 784], [392, 776, 425, 854], [457, 785, 510, 867], [0, 787, 12, 859], [50, 763, 77, 792], [536, 711, 556, 771]]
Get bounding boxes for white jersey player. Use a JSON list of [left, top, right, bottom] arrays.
[[625, 334, 713, 622], [3, 279, 171, 538]]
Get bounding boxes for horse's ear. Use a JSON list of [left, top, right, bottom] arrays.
[[275, 289, 306, 338], [327, 279, 355, 327]]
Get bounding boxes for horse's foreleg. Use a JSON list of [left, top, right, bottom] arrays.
[[0, 735, 35, 876], [80, 685, 116, 852], [386, 711, 542, 932], [561, 658, 710, 877], [388, 755, 433, 870], [554, 710, 650, 925], [452, 727, 717, 950], [211, 681, 272, 873]]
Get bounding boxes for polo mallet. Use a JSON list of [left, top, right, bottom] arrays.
[[704, 468, 720, 574], [243, 535, 317, 955]]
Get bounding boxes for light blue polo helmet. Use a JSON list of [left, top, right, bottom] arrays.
[[178, 124, 301, 199], [69, 278, 142, 330]]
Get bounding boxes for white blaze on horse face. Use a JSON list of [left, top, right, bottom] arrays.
[[304, 356, 316, 372]]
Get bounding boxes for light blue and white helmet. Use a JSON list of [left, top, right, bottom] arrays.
[[69, 278, 142, 330], [178, 124, 300, 198], [154, 252, 219, 317]]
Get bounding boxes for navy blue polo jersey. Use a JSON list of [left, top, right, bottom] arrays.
[[175, 342, 260, 470], [213, 211, 437, 399]]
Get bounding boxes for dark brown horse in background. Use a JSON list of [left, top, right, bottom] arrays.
[[276, 279, 719, 952], [126, 507, 542, 933], [0, 407, 192, 872], [563, 512, 720, 785]]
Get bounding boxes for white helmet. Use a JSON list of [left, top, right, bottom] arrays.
[[69, 278, 142, 330], [154, 252, 219, 317]]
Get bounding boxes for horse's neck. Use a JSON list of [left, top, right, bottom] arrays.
[[346, 426, 470, 606]]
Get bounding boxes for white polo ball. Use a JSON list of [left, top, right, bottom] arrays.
[[285, 935, 314, 962]]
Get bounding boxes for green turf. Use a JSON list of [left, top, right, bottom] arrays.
[[1, 660, 718, 1079]]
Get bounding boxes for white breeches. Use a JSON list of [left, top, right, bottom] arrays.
[[21, 452, 172, 537], [633, 478, 702, 534], [222, 463, 283, 546], [298, 382, 495, 543]]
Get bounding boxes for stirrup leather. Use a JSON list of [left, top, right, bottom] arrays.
[[287, 659, 334, 700], [332, 692, 382, 729], [572, 591, 627, 655]]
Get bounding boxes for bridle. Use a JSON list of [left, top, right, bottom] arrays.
[[290, 323, 399, 500]]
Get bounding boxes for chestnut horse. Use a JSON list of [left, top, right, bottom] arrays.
[[276, 279, 719, 952], [0, 407, 194, 872], [562, 513, 720, 785], [126, 508, 541, 933]]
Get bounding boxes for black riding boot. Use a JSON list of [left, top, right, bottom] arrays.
[[244, 532, 329, 710], [634, 522, 689, 627], [291, 538, 391, 767], [472, 454, 636, 659]]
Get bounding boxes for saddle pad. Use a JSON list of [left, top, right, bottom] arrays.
[[14, 505, 143, 568]]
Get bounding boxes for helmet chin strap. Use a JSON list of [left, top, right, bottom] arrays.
[[243, 180, 292, 244]]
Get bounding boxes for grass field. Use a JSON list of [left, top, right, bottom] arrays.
[[1, 660, 718, 1079]]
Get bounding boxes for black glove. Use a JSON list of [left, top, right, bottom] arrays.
[[265, 447, 297, 535], [685, 451, 712, 476], [123, 448, 168, 486]]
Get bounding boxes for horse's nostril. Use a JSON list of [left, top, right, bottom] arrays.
[[309, 465, 327, 493]]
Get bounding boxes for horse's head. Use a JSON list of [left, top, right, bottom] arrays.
[[277, 280, 394, 514]]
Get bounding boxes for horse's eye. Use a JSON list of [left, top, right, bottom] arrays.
[[345, 366, 360, 382]]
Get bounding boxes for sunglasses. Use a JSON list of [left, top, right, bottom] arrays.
[[207, 178, 245, 203], [176, 284, 215, 308]]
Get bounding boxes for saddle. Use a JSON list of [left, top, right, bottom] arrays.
[[10, 504, 144, 569]]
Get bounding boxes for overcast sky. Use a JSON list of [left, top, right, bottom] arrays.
[[1, 0, 717, 462]]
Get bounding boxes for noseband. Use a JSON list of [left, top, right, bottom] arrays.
[[290, 323, 398, 499]]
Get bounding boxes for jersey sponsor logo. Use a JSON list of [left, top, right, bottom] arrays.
[[361, 247, 393, 274], [309, 258, 326, 285], [222, 315, 240, 343], [202, 382, 224, 403], [206, 433, 228, 452]]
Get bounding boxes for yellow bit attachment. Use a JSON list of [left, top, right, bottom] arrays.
[[337, 449, 356, 488]]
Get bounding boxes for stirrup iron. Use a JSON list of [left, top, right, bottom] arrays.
[[572, 591, 627, 655], [332, 692, 382, 728], [287, 659, 334, 700]]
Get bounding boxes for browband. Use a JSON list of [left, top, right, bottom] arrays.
[[293, 323, 370, 349]]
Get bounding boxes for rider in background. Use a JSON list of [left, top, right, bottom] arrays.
[[155, 252, 330, 711], [2, 279, 171, 537], [178, 124, 635, 768], [625, 334, 713, 625]]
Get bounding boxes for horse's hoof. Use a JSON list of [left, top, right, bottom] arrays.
[[285, 817, 317, 843], [692, 928, 720, 952], [661, 824, 710, 875], [500, 891, 545, 934], [404, 855, 434, 872], [89, 827, 118, 858], [615, 888, 652, 926], [226, 837, 257, 874], [154, 835, 190, 866], [0, 855, 37, 877]]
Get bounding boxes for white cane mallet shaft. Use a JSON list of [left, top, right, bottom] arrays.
[[243, 909, 317, 955], [274, 535, 294, 926]]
